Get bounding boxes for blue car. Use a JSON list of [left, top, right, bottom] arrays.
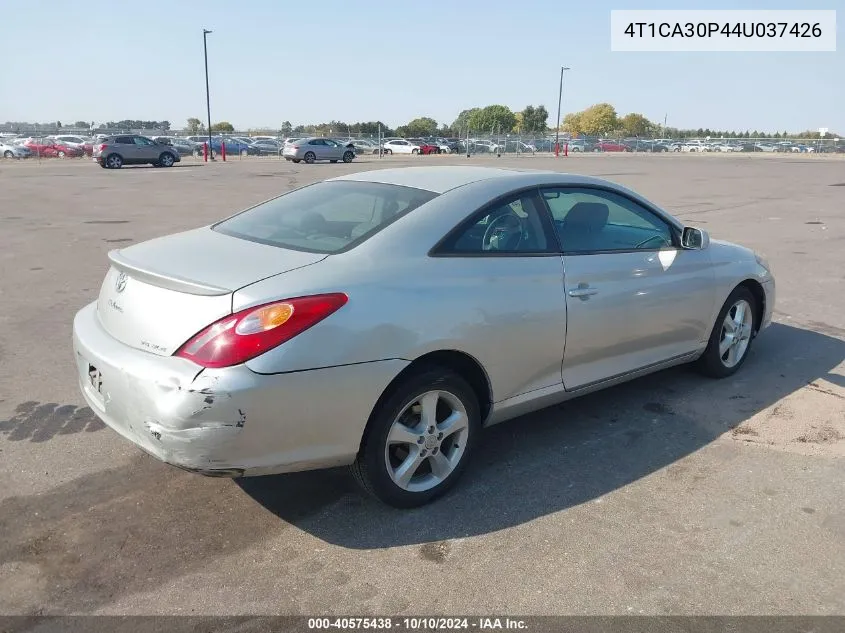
[[210, 137, 260, 156], [1, 141, 33, 159]]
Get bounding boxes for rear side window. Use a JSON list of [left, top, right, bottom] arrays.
[[115, 136, 133, 144], [213, 181, 438, 254]]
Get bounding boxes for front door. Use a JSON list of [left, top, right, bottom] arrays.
[[539, 186, 716, 390]]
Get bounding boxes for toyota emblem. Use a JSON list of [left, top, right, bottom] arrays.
[[115, 272, 128, 293]]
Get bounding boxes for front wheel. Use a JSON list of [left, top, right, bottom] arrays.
[[57, 151, 66, 158], [696, 286, 757, 378], [303, 151, 316, 164], [351, 367, 480, 508], [342, 151, 354, 163], [158, 153, 175, 167], [385, 149, 392, 155], [411, 148, 419, 155]]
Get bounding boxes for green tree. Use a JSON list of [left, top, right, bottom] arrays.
[[520, 105, 549, 132], [280, 121, 293, 136], [620, 113, 652, 137], [211, 121, 235, 133], [578, 103, 618, 136], [452, 108, 481, 135], [396, 117, 438, 137], [73, 120, 88, 128], [187, 118, 204, 133], [467, 105, 516, 134]]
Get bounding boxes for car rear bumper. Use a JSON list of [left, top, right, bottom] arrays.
[[72, 301, 408, 477]]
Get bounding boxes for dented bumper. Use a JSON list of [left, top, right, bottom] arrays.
[[72, 301, 408, 476]]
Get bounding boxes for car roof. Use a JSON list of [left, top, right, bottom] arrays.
[[329, 166, 609, 194]]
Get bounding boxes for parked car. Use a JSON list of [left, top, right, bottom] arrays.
[[249, 139, 283, 155], [210, 137, 260, 156], [153, 136, 201, 157], [93, 135, 181, 169], [595, 141, 631, 152], [23, 138, 84, 158], [383, 139, 421, 155], [72, 166, 775, 507], [0, 140, 32, 158], [282, 137, 356, 163], [348, 139, 382, 154], [409, 139, 441, 155]]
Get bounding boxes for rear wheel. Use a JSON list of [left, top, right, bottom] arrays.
[[3, 150, 12, 159], [342, 151, 354, 163], [385, 149, 392, 155], [351, 366, 480, 508], [411, 148, 419, 155], [57, 151, 66, 158], [304, 151, 316, 164], [696, 286, 758, 378], [105, 154, 123, 169]]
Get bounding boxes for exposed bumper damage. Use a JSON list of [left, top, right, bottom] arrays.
[[72, 301, 409, 476]]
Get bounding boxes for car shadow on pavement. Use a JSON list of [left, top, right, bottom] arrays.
[[237, 323, 845, 548]]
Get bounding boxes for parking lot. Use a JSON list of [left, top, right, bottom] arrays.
[[0, 152, 843, 615]]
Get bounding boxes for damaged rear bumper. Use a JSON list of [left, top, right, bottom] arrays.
[[72, 301, 409, 476]]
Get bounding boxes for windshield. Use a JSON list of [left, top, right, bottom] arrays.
[[213, 180, 438, 254]]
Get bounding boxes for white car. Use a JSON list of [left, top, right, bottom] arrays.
[[383, 139, 421, 155], [682, 141, 708, 152], [53, 135, 89, 148]]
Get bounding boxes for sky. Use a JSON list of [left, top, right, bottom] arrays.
[[0, 0, 841, 133]]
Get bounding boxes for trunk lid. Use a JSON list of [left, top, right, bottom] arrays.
[[97, 227, 326, 355]]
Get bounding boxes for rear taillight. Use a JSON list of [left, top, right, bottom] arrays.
[[292, 145, 299, 150], [97, 143, 107, 152], [174, 293, 348, 368]]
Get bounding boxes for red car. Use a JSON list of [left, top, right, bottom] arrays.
[[24, 139, 84, 158], [410, 139, 442, 155], [595, 141, 631, 152]]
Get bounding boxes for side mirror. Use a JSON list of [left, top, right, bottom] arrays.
[[681, 226, 710, 250]]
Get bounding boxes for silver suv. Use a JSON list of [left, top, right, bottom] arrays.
[[94, 135, 181, 169]]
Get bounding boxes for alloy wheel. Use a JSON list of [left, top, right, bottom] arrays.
[[719, 299, 753, 368], [383, 390, 470, 493]]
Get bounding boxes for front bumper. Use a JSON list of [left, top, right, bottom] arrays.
[[72, 301, 408, 476], [760, 278, 775, 331]]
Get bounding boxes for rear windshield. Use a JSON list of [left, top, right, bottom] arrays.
[[212, 180, 438, 254]]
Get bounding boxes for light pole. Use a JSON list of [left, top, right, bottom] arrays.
[[555, 66, 570, 157], [203, 29, 213, 159]]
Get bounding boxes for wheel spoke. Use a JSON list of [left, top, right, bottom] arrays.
[[726, 343, 738, 366], [419, 391, 440, 430], [722, 314, 736, 333], [719, 333, 734, 357], [437, 410, 468, 437], [733, 303, 746, 330], [387, 422, 419, 446], [394, 446, 425, 487], [428, 451, 452, 481]]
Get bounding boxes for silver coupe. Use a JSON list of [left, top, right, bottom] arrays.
[[72, 166, 775, 507]]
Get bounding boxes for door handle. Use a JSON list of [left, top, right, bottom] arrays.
[[568, 286, 598, 298]]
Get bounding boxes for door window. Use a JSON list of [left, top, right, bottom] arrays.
[[541, 187, 674, 253], [435, 191, 555, 255]]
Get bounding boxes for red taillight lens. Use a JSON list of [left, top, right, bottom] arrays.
[[174, 293, 348, 368], [97, 143, 106, 152]]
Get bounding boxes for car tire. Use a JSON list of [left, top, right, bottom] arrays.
[[342, 151, 354, 163], [385, 149, 392, 155], [695, 286, 758, 379], [57, 151, 66, 158], [351, 366, 480, 508], [158, 153, 175, 167], [3, 150, 12, 159], [304, 151, 316, 164], [105, 153, 123, 169], [411, 148, 419, 155]]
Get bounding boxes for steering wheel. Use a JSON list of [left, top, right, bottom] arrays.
[[634, 234, 670, 249], [482, 211, 525, 251]]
